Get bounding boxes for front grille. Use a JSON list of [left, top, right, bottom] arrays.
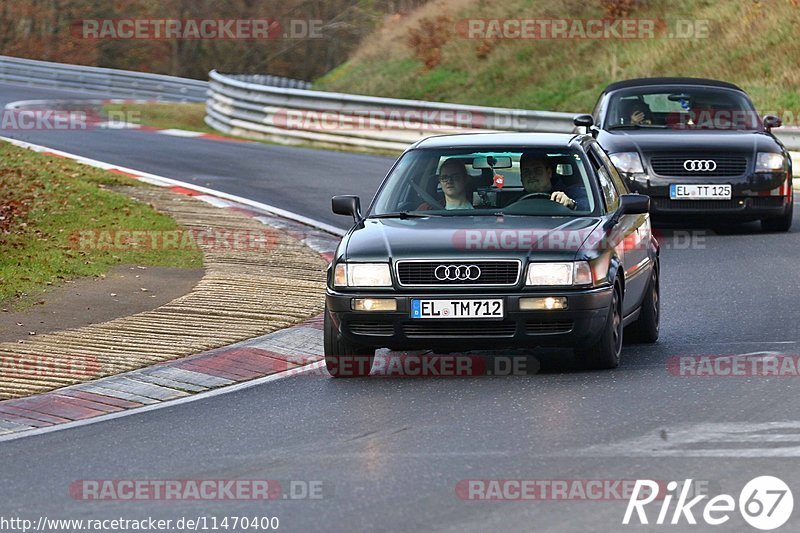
[[650, 155, 747, 177], [525, 320, 574, 335], [402, 321, 517, 338], [348, 321, 394, 336], [652, 197, 784, 211], [396, 260, 520, 287]]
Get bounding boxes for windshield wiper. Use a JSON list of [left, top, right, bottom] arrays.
[[607, 124, 666, 130], [369, 211, 437, 219]]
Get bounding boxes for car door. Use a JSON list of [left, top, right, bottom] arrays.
[[589, 143, 650, 317]]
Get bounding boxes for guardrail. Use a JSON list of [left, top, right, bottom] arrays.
[[206, 70, 800, 153], [0, 55, 208, 102], [1, 56, 798, 154], [205, 70, 576, 151]]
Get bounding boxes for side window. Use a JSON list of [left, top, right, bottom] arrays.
[[592, 144, 630, 194], [588, 146, 619, 212]]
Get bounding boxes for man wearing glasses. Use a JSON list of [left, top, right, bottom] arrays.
[[519, 153, 589, 210], [436, 159, 474, 210]]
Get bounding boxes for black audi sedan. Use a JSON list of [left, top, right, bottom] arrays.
[[575, 77, 793, 231], [324, 133, 660, 377]]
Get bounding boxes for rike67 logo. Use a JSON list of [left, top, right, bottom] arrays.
[[623, 477, 793, 530]]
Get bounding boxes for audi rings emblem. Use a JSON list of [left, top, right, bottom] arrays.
[[434, 264, 481, 281], [683, 159, 717, 171]]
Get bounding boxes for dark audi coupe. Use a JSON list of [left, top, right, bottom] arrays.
[[324, 133, 660, 377], [574, 77, 793, 231]]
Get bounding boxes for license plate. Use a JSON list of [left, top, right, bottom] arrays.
[[670, 184, 732, 200], [411, 299, 504, 319]]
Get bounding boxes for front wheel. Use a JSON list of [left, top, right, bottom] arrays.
[[575, 282, 623, 370], [323, 307, 375, 378], [761, 201, 793, 232]]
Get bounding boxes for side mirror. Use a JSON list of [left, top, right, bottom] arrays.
[[764, 115, 782, 131], [332, 195, 362, 223], [604, 194, 650, 230], [618, 193, 650, 215], [574, 114, 594, 128], [574, 114, 598, 137]]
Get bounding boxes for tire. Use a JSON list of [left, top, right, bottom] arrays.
[[323, 306, 375, 378], [627, 262, 660, 344], [761, 201, 793, 232], [576, 282, 623, 370]]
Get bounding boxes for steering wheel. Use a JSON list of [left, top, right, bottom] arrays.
[[515, 192, 554, 202]]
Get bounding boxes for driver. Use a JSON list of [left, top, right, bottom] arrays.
[[519, 154, 589, 211]]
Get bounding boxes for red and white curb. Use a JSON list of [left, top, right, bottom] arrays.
[[4, 98, 254, 143], [0, 135, 344, 441]]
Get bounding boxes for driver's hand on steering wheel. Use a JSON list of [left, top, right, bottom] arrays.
[[551, 191, 577, 209]]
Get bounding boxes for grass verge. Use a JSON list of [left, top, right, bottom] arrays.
[[315, 0, 800, 114], [0, 142, 203, 307], [104, 102, 216, 133]]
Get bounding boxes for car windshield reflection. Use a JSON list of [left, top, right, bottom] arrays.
[[370, 148, 597, 217]]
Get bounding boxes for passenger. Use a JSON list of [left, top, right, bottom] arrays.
[[419, 159, 474, 210], [519, 154, 589, 211]]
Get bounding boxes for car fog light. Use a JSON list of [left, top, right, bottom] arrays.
[[352, 298, 397, 312], [520, 297, 568, 311]]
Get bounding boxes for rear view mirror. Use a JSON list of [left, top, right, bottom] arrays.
[[473, 156, 512, 169], [556, 163, 573, 176], [332, 195, 361, 223], [573, 114, 593, 128]]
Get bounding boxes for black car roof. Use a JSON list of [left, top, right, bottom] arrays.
[[602, 77, 744, 93], [410, 132, 584, 150]]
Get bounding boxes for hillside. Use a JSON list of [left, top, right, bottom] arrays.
[[315, 0, 800, 115]]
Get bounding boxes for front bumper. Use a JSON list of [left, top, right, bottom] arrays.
[[627, 171, 792, 218], [326, 287, 613, 351]]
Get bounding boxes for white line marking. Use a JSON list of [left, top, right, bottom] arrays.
[[0, 361, 326, 443], [157, 129, 205, 137], [0, 135, 346, 237], [566, 421, 800, 458]]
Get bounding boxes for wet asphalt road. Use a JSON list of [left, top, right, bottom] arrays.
[[1, 82, 800, 532]]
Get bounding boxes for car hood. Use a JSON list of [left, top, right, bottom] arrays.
[[599, 129, 783, 155], [339, 215, 602, 263]]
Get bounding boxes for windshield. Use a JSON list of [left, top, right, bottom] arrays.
[[605, 87, 760, 130], [370, 147, 597, 217]]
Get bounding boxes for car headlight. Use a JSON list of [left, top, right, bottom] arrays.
[[333, 263, 392, 287], [755, 152, 785, 172], [526, 261, 592, 287], [609, 152, 645, 175]]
